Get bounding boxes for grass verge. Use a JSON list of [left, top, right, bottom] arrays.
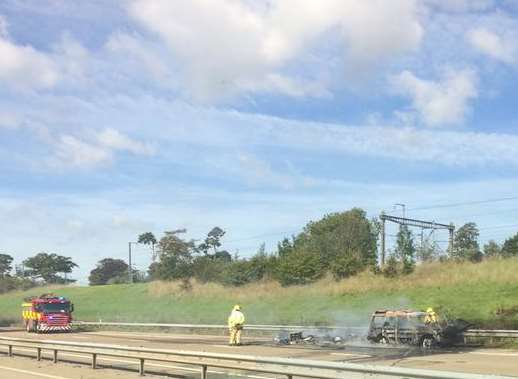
[[0, 258, 517, 328]]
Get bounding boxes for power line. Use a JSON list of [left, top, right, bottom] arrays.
[[479, 223, 518, 231], [224, 229, 300, 244], [407, 196, 518, 212]]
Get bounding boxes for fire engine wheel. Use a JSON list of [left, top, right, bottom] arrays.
[[26, 320, 37, 333], [377, 335, 389, 344], [420, 335, 436, 350]]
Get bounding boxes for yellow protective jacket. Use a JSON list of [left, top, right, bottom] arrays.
[[424, 311, 438, 324], [228, 310, 245, 328]]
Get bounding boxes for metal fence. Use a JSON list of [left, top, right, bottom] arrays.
[[0, 336, 513, 379], [74, 321, 365, 331], [74, 321, 518, 340]]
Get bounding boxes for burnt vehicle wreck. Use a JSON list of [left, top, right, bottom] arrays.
[[274, 331, 345, 346], [367, 309, 470, 349]]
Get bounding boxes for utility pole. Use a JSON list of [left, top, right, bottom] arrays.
[[128, 242, 137, 284], [380, 212, 386, 266], [448, 223, 455, 255], [380, 213, 454, 263], [394, 203, 406, 218]]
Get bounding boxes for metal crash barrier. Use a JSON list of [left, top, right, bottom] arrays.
[[74, 321, 518, 341], [0, 336, 514, 379]]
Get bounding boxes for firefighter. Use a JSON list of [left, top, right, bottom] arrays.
[[228, 304, 245, 346], [424, 307, 438, 324]]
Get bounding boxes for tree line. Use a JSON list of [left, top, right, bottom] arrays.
[[2, 208, 518, 291], [88, 208, 518, 287], [0, 252, 77, 293]]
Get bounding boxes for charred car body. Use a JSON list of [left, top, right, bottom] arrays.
[[274, 331, 344, 346], [367, 309, 469, 349]]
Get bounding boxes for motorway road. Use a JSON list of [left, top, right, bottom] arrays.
[[0, 329, 517, 378]]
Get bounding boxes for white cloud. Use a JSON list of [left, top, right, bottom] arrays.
[[52, 135, 113, 168], [0, 15, 8, 38], [52, 33, 90, 82], [423, 0, 495, 13], [207, 153, 316, 190], [6, 93, 517, 170], [49, 129, 154, 169], [142, 99, 517, 167], [105, 32, 170, 80], [127, 0, 422, 101], [390, 68, 478, 127], [0, 17, 94, 92], [0, 111, 21, 129], [97, 128, 154, 156], [0, 35, 59, 91], [467, 27, 517, 64]]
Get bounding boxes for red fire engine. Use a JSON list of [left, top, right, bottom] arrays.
[[22, 294, 74, 333]]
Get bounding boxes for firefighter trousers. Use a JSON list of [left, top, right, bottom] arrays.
[[229, 325, 243, 345]]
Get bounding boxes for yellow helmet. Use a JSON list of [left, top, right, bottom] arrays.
[[426, 307, 434, 313], [233, 304, 241, 311]]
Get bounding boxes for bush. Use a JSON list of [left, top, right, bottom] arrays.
[[0, 276, 36, 294], [223, 260, 255, 286], [329, 254, 364, 280], [502, 233, 518, 257], [383, 255, 399, 278], [275, 249, 325, 286], [192, 256, 227, 283], [148, 254, 193, 280], [89, 258, 129, 285]]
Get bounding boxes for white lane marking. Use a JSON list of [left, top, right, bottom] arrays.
[[469, 352, 518, 357], [14, 347, 275, 379], [0, 365, 72, 379], [331, 352, 371, 357], [91, 332, 224, 340], [69, 336, 88, 339]]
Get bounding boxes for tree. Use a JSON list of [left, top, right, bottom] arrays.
[[329, 253, 364, 279], [383, 254, 399, 278], [148, 230, 197, 280], [394, 225, 415, 274], [23, 253, 77, 283], [452, 223, 481, 261], [416, 237, 441, 262], [277, 238, 294, 257], [271, 208, 377, 285], [223, 260, 255, 286], [295, 208, 378, 269], [89, 258, 129, 285], [501, 232, 518, 257], [138, 232, 158, 261], [199, 227, 226, 256], [191, 255, 227, 283], [275, 249, 326, 286], [483, 240, 502, 258], [0, 254, 13, 277]]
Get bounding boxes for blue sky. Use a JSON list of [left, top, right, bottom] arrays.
[[1, 0, 518, 283]]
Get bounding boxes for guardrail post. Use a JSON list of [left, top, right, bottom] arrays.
[[139, 358, 145, 376], [37, 348, 42, 361], [7, 345, 12, 357], [286, 376, 293, 379], [200, 365, 208, 379], [53, 349, 58, 363], [92, 353, 97, 369]]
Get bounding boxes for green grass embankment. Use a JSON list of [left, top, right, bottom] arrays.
[[1, 258, 517, 328]]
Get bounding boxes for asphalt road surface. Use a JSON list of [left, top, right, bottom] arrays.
[[0, 329, 517, 378]]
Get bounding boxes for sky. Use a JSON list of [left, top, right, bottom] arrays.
[[1, 0, 518, 283]]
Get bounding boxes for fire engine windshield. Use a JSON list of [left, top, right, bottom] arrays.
[[41, 303, 71, 313]]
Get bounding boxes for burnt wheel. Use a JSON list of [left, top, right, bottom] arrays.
[[376, 335, 389, 344], [421, 335, 436, 350]]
